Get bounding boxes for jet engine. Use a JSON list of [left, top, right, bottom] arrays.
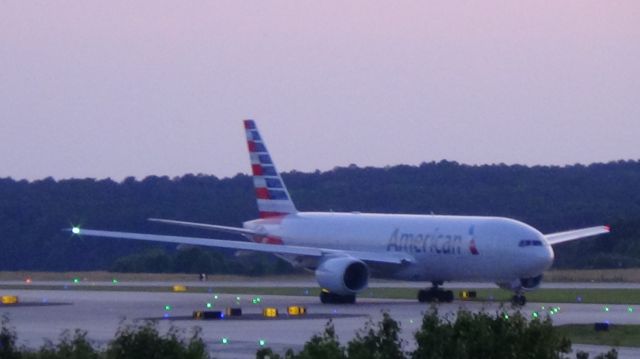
[[315, 256, 369, 295], [497, 274, 543, 291]]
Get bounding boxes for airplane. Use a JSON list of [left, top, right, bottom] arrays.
[[70, 119, 610, 305]]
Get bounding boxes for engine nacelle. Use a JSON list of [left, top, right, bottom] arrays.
[[497, 274, 543, 291], [315, 256, 369, 295]]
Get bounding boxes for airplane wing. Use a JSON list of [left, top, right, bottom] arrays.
[[68, 228, 414, 265], [545, 225, 610, 245], [148, 218, 263, 236]]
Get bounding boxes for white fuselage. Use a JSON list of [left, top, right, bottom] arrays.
[[245, 212, 554, 283]]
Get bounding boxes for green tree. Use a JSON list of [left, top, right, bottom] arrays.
[[293, 320, 346, 359], [28, 330, 99, 359], [105, 321, 208, 359], [0, 315, 20, 359], [412, 307, 571, 359], [347, 312, 405, 359]]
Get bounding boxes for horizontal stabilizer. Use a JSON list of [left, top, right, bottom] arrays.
[[67, 228, 414, 265], [148, 218, 263, 236], [545, 225, 610, 245]]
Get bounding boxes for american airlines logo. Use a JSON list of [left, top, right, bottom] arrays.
[[386, 228, 480, 255], [387, 228, 463, 254]]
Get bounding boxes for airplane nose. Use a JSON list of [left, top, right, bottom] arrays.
[[543, 244, 555, 269], [524, 241, 554, 275]]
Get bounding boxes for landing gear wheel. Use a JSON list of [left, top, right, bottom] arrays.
[[320, 291, 356, 304], [417, 289, 432, 302], [442, 290, 454, 303], [511, 294, 527, 306]]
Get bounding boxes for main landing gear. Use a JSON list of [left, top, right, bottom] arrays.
[[511, 293, 527, 306], [417, 281, 454, 303], [320, 290, 356, 304]]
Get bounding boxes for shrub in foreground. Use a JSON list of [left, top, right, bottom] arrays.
[[258, 308, 619, 359], [0, 318, 208, 359]]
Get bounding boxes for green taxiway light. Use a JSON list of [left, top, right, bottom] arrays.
[[73, 278, 80, 283], [72, 227, 81, 234], [532, 312, 539, 319], [604, 306, 610, 312], [503, 313, 509, 320], [221, 338, 229, 345], [259, 339, 266, 346], [206, 303, 212, 308], [112, 279, 118, 284], [629, 307, 634, 313], [164, 305, 172, 311]]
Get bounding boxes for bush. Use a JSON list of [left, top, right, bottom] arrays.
[[0, 315, 20, 359], [24, 329, 99, 359], [412, 307, 571, 359], [347, 312, 405, 359], [0, 317, 209, 359], [258, 308, 583, 359], [106, 321, 208, 359]]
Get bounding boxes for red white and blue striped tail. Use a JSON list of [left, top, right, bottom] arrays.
[[244, 119, 298, 219]]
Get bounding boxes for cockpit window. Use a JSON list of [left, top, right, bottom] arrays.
[[519, 239, 543, 247]]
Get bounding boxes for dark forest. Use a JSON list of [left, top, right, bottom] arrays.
[[1, 160, 639, 274]]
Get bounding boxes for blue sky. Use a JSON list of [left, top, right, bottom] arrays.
[[1, 1, 639, 180]]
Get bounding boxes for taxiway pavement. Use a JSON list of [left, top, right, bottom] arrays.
[[1, 285, 639, 358]]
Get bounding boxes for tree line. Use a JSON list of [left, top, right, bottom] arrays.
[[0, 160, 639, 273]]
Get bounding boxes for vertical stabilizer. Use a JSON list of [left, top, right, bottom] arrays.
[[244, 119, 298, 218]]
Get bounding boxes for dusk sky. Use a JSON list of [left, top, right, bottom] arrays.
[[1, 1, 639, 181]]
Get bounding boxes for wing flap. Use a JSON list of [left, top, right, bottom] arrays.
[[69, 228, 412, 265], [545, 225, 610, 245]]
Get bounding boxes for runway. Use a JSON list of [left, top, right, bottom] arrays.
[[1, 285, 639, 358], [4, 279, 640, 289]]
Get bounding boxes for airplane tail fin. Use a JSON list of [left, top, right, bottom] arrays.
[[244, 119, 298, 218]]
